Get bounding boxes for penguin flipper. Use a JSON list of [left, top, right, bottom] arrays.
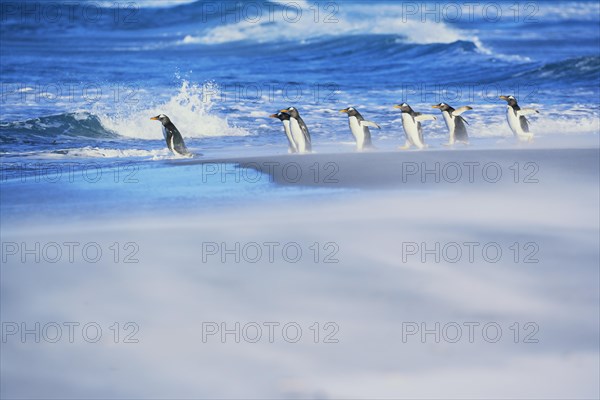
[[173, 140, 189, 156], [518, 108, 539, 116], [519, 116, 530, 133], [170, 129, 189, 155], [453, 106, 473, 116], [414, 114, 436, 122], [298, 118, 312, 147], [417, 122, 424, 144], [297, 117, 312, 152], [454, 117, 469, 142], [361, 120, 381, 129], [363, 127, 373, 148], [165, 132, 174, 152]]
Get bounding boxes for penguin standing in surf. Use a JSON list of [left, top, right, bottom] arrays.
[[269, 112, 297, 153], [150, 114, 190, 156], [340, 107, 380, 151], [281, 107, 312, 153], [432, 103, 472, 145], [393, 103, 436, 149], [499, 95, 539, 142]]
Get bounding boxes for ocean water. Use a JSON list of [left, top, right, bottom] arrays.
[[1, 0, 599, 156]]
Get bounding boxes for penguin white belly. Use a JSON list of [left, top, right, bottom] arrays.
[[290, 118, 307, 153], [282, 120, 297, 153], [507, 107, 534, 142], [506, 107, 522, 137], [442, 111, 456, 144], [401, 114, 424, 149], [348, 116, 367, 150]]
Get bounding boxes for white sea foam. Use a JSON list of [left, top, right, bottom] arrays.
[[180, 3, 478, 46], [98, 80, 250, 140], [50, 147, 171, 159], [535, 2, 600, 20], [174, 1, 539, 63], [95, 0, 198, 8]]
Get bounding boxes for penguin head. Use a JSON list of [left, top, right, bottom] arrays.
[[281, 107, 299, 118], [394, 103, 412, 113], [432, 103, 451, 111], [340, 107, 359, 116], [499, 95, 518, 106], [270, 112, 290, 121], [150, 114, 171, 125]]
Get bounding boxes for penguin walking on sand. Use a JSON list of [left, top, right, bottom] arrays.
[[499, 95, 539, 142], [150, 114, 190, 156], [270, 112, 297, 153], [393, 103, 436, 149], [340, 107, 380, 151], [432, 103, 472, 145], [281, 107, 312, 153]]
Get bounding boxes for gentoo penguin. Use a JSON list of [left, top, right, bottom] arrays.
[[150, 114, 190, 156], [499, 95, 539, 142], [280, 107, 312, 153], [340, 107, 380, 151], [270, 112, 297, 153], [432, 103, 472, 145], [393, 103, 436, 149]]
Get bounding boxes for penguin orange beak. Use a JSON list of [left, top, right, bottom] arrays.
[[431, 105, 441, 109], [280, 109, 289, 113], [150, 116, 159, 120], [393, 105, 402, 109], [339, 109, 348, 113], [269, 114, 278, 118], [499, 96, 509, 101]]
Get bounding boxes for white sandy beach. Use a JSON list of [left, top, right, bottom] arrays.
[[1, 143, 599, 399]]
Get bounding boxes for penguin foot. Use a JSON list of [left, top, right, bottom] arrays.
[[517, 135, 534, 144]]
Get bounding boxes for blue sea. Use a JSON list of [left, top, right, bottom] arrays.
[[1, 0, 599, 216]]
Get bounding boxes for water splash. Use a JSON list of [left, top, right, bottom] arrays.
[[97, 80, 249, 140]]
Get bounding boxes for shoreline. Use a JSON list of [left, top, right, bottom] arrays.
[[1, 145, 598, 226], [173, 147, 600, 189]]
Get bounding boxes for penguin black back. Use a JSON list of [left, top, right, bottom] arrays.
[[150, 114, 190, 156]]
